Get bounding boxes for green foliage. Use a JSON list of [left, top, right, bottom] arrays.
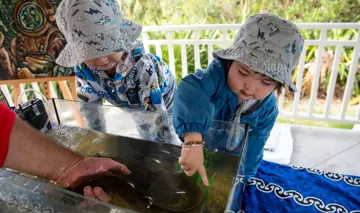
[[120, 0, 360, 25], [119, 0, 360, 97]]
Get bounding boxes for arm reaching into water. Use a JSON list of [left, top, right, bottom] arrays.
[[179, 132, 208, 186], [172, 60, 226, 186], [0, 103, 130, 201]]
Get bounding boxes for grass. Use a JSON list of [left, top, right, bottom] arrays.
[[276, 118, 354, 130], [174, 152, 216, 203], [279, 99, 357, 129]]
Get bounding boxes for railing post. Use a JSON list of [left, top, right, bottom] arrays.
[[181, 44, 188, 78], [0, 85, 13, 107], [222, 29, 228, 48], [293, 45, 307, 115], [340, 29, 360, 119], [13, 83, 20, 107], [142, 32, 150, 53], [278, 87, 286, 114], [155, 44, 162, 59], [308, 28, 327, 116], [208, 44, 214, 65], [166, 31, 176, 78], [31, 82, 43, 100], [19, 83, 28, 104], [324, 46, 342, 118], [194, 30, 201, 70]]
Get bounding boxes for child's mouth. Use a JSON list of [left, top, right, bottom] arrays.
[[240, 91, 252, 99], [101, 62, 114, 69]]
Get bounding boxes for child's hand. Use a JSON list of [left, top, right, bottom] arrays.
[[179, 133, 209, 186]]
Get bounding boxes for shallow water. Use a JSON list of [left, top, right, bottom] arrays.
[[47, 125, 240, 213]]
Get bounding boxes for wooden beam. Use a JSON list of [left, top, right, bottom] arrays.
[[58, 81, 73, 100], [0, 76, 76, 104], [68, 77, 78, 101], [0, 76, 75, 85], [12, 83, 20, 107]]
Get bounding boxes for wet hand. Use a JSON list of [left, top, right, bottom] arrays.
[[55, 157, 131, 190], [179, 146, 209, 186], [83, 186, 112, 202]]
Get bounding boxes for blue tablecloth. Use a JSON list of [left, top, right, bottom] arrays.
[[229, 160, 360, 213]]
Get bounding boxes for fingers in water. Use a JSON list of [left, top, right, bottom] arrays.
[[84, 186, 96, 198], [84, 186, 111, 203], [109, 160, 131, 175], [93, 187, 112, 202], [197, 166, 209, 186]]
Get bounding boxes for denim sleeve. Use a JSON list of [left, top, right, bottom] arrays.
[[172, 60, 223, 141], [244, 105, 278, 182]]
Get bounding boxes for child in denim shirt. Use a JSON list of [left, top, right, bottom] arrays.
[[172, 13, 304, 189]]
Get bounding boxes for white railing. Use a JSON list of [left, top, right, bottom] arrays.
[[142, 23, 360, 124], [1, 23, 359, 124]]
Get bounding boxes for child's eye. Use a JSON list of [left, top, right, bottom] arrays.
[[262, 80, 275, 86], [239, 70, 249, 76]]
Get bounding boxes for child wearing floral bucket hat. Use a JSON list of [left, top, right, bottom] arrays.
[[172, 13, 304, 193], [55, 0, 177, 141], [55, 0, 176, 112]]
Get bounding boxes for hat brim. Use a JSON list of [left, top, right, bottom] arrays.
[[56, 19, 142, 67], [213, 48, 298, 92]]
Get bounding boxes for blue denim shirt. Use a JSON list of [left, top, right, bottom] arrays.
[[172, 59, 278, 180]]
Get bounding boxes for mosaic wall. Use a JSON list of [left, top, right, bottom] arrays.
[[0, 0, 73, 80]]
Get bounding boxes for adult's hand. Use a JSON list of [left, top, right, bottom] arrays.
[[2, 115, 130, 203], [55, 157, 131, 202]]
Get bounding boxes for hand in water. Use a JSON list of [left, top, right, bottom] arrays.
[[83, 186, 112, 202], [56, 157, 131, 202], [178, 146, 209, 186]]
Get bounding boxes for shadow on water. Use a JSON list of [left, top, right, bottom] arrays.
[[47, 125, 240, 213]]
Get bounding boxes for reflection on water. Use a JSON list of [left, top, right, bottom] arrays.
[[47, 126, 240, 213], [74, 173, 203, 213]]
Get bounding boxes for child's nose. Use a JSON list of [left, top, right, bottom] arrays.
[[244, 80, 257, 93], [244, 80, 252, 89], [245, 79, 262, 91]]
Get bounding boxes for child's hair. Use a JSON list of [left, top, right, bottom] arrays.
[[223, 59, 285, 95], [274, 83, 285, 96]]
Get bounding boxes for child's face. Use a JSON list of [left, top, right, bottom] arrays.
[[84, 52, 123, 70], [227, 61, 278, 101]]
